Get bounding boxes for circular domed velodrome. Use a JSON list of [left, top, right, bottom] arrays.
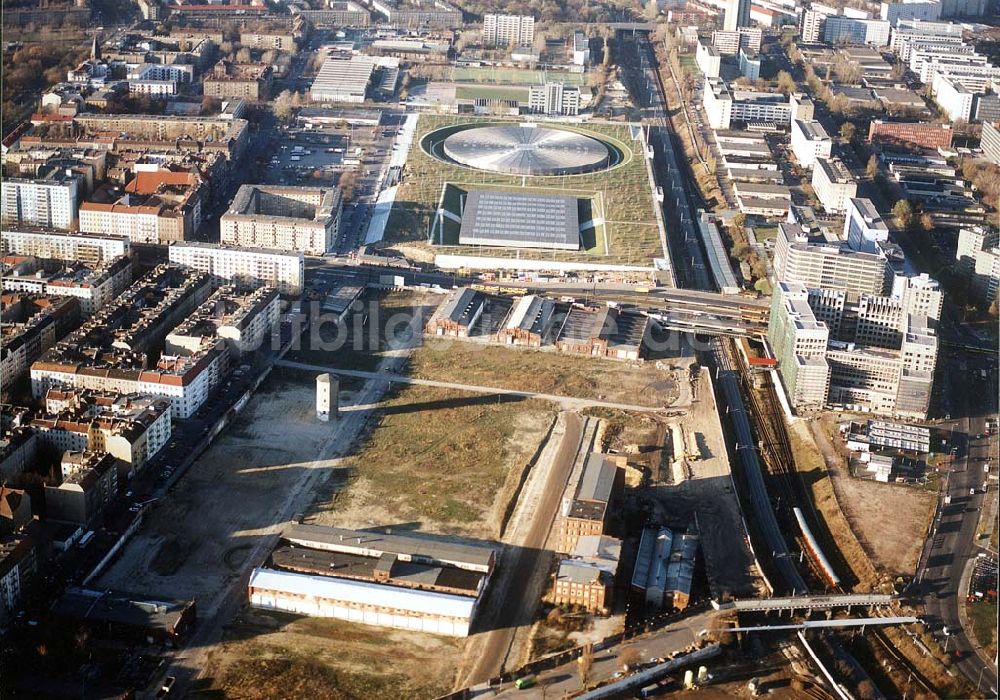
[[438, 124, 613, 176]]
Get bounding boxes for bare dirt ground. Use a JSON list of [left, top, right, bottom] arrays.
[[200, 609, 463, 699], [94, 371, 344, 604], [645, 368, 764, 599], [825, 473, 935, 577]]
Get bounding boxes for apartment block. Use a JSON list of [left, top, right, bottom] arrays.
[[2, 174, 80, 230], [880, 0, 941, 25], [768, 281, 831, 409], [812, 158, 857, 213], [482, 14, 534, 47], [867, 120, 952, 150], [2, 295, 81, 397], [1, 230, 128, 264], [703, 78, 792, 129], [240, 31, 299, 53], [44, 451, 119, 527], [696, 42, 722, 77], [166, 286, 279, 358], [527, 83, 580, 116], [30, 389, 172, 474], [2, 255, 132, 316], [774, 222, 890, 299], [204, 60, 273, 101], [981, 121, 1000, 166], [824, 16, 891, 45], [956, 226, 1000, 304], [711, 26, 762, 56], [168, 242, 304, 296], [29, 265, 220, 419], [890, 19, 964, 61], [845, 197, 890, 253], [221, 185, 342, 256], [791, 119, 833, 169]]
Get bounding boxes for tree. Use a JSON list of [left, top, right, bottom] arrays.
[[201, 95, 221, 114], [578, 643, 593, 688], [892, 199, 914, 230], [866, 155, 879, 179], [776, 70, 796, 95], [272, 89, 295, 122], [730, 212, 747, 233], [338, 170, 357, 202], [920, 212, 934, 231], [235, 47, 252, 64], [839, 122, 856, 143], [643, 0, 660, 21]]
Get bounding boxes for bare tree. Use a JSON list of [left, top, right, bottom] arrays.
[[578, 643, 593, 688]]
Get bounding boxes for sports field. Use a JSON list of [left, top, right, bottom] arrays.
[[451, 67, 587, 86]]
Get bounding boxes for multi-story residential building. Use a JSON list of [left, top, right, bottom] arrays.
[[812, 158, 857, 213], [696, 42, 722, 77], [2, 295, 81, 397], [711, 26, 762, 56], [166, 286, 279, 358], [29, 389, 172, 475], [739, 49, 762, 80], [2, 173, 80, 230], [981, 121, 1000, 166], [768, 282, 832, 408], [845, 197, 890, 254], [824, 16, 892, 46], [0, 430, 38, 482], [168, 242, 304, 296], [79, 170, 204, 244], [2, 256, 132, 316], [790, 92, 815, 121], [880, 0, 942, 26], [44, 451, 119, 526], [29, 265, 221, 419], [723, 0, 751, 30], [956, 226, 1000, 304], [221, 185, 342, 256], [1, 230, 128, 265], [774, 222, 890, 299], [527, 83, 581, 116], [890, 19, 964, 61], [240, 31, 299, 53], [703, 78, 792, 129], [800, 6, 835, 43], [909, 43, 981, 80], [0, 534, 38, 625], [867, 120, 953, 150], [204, 60, 273, 101], [370, 0, 463, 29], [482, 14, 534, 47], [301, 2, 371, 27], [791, 119, 833, 169]]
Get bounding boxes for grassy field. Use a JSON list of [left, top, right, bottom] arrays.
[[201, 610, 463, 699], [308, 380, 555, 539], [451, 67, 587, 85], [454, 85, 528, 102], [968, 600, 999, 659], [383, 115, 663, 267], [409, 340, 680, 408]]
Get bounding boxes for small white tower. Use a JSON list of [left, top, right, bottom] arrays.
[[316, 373, 339, 422]]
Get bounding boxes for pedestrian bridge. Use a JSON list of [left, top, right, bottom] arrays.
[[715, 594, 895, 612]]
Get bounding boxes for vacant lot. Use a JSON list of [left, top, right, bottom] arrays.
[[93, 370, 345, 603], [200, 609, 463, 699], [832, 476, 935, 575], [306, 382, 555, 539], [409, 340, 683, 408], [968, 600, 999, 659]]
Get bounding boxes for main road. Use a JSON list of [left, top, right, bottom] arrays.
[[916, 344, 998, 696]]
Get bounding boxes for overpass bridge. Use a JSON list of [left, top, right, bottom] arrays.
[[730, 617, 918, 633]]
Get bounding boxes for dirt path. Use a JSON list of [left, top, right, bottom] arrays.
[[457, 411, 585, 687], [275, 359, 666, 413]]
